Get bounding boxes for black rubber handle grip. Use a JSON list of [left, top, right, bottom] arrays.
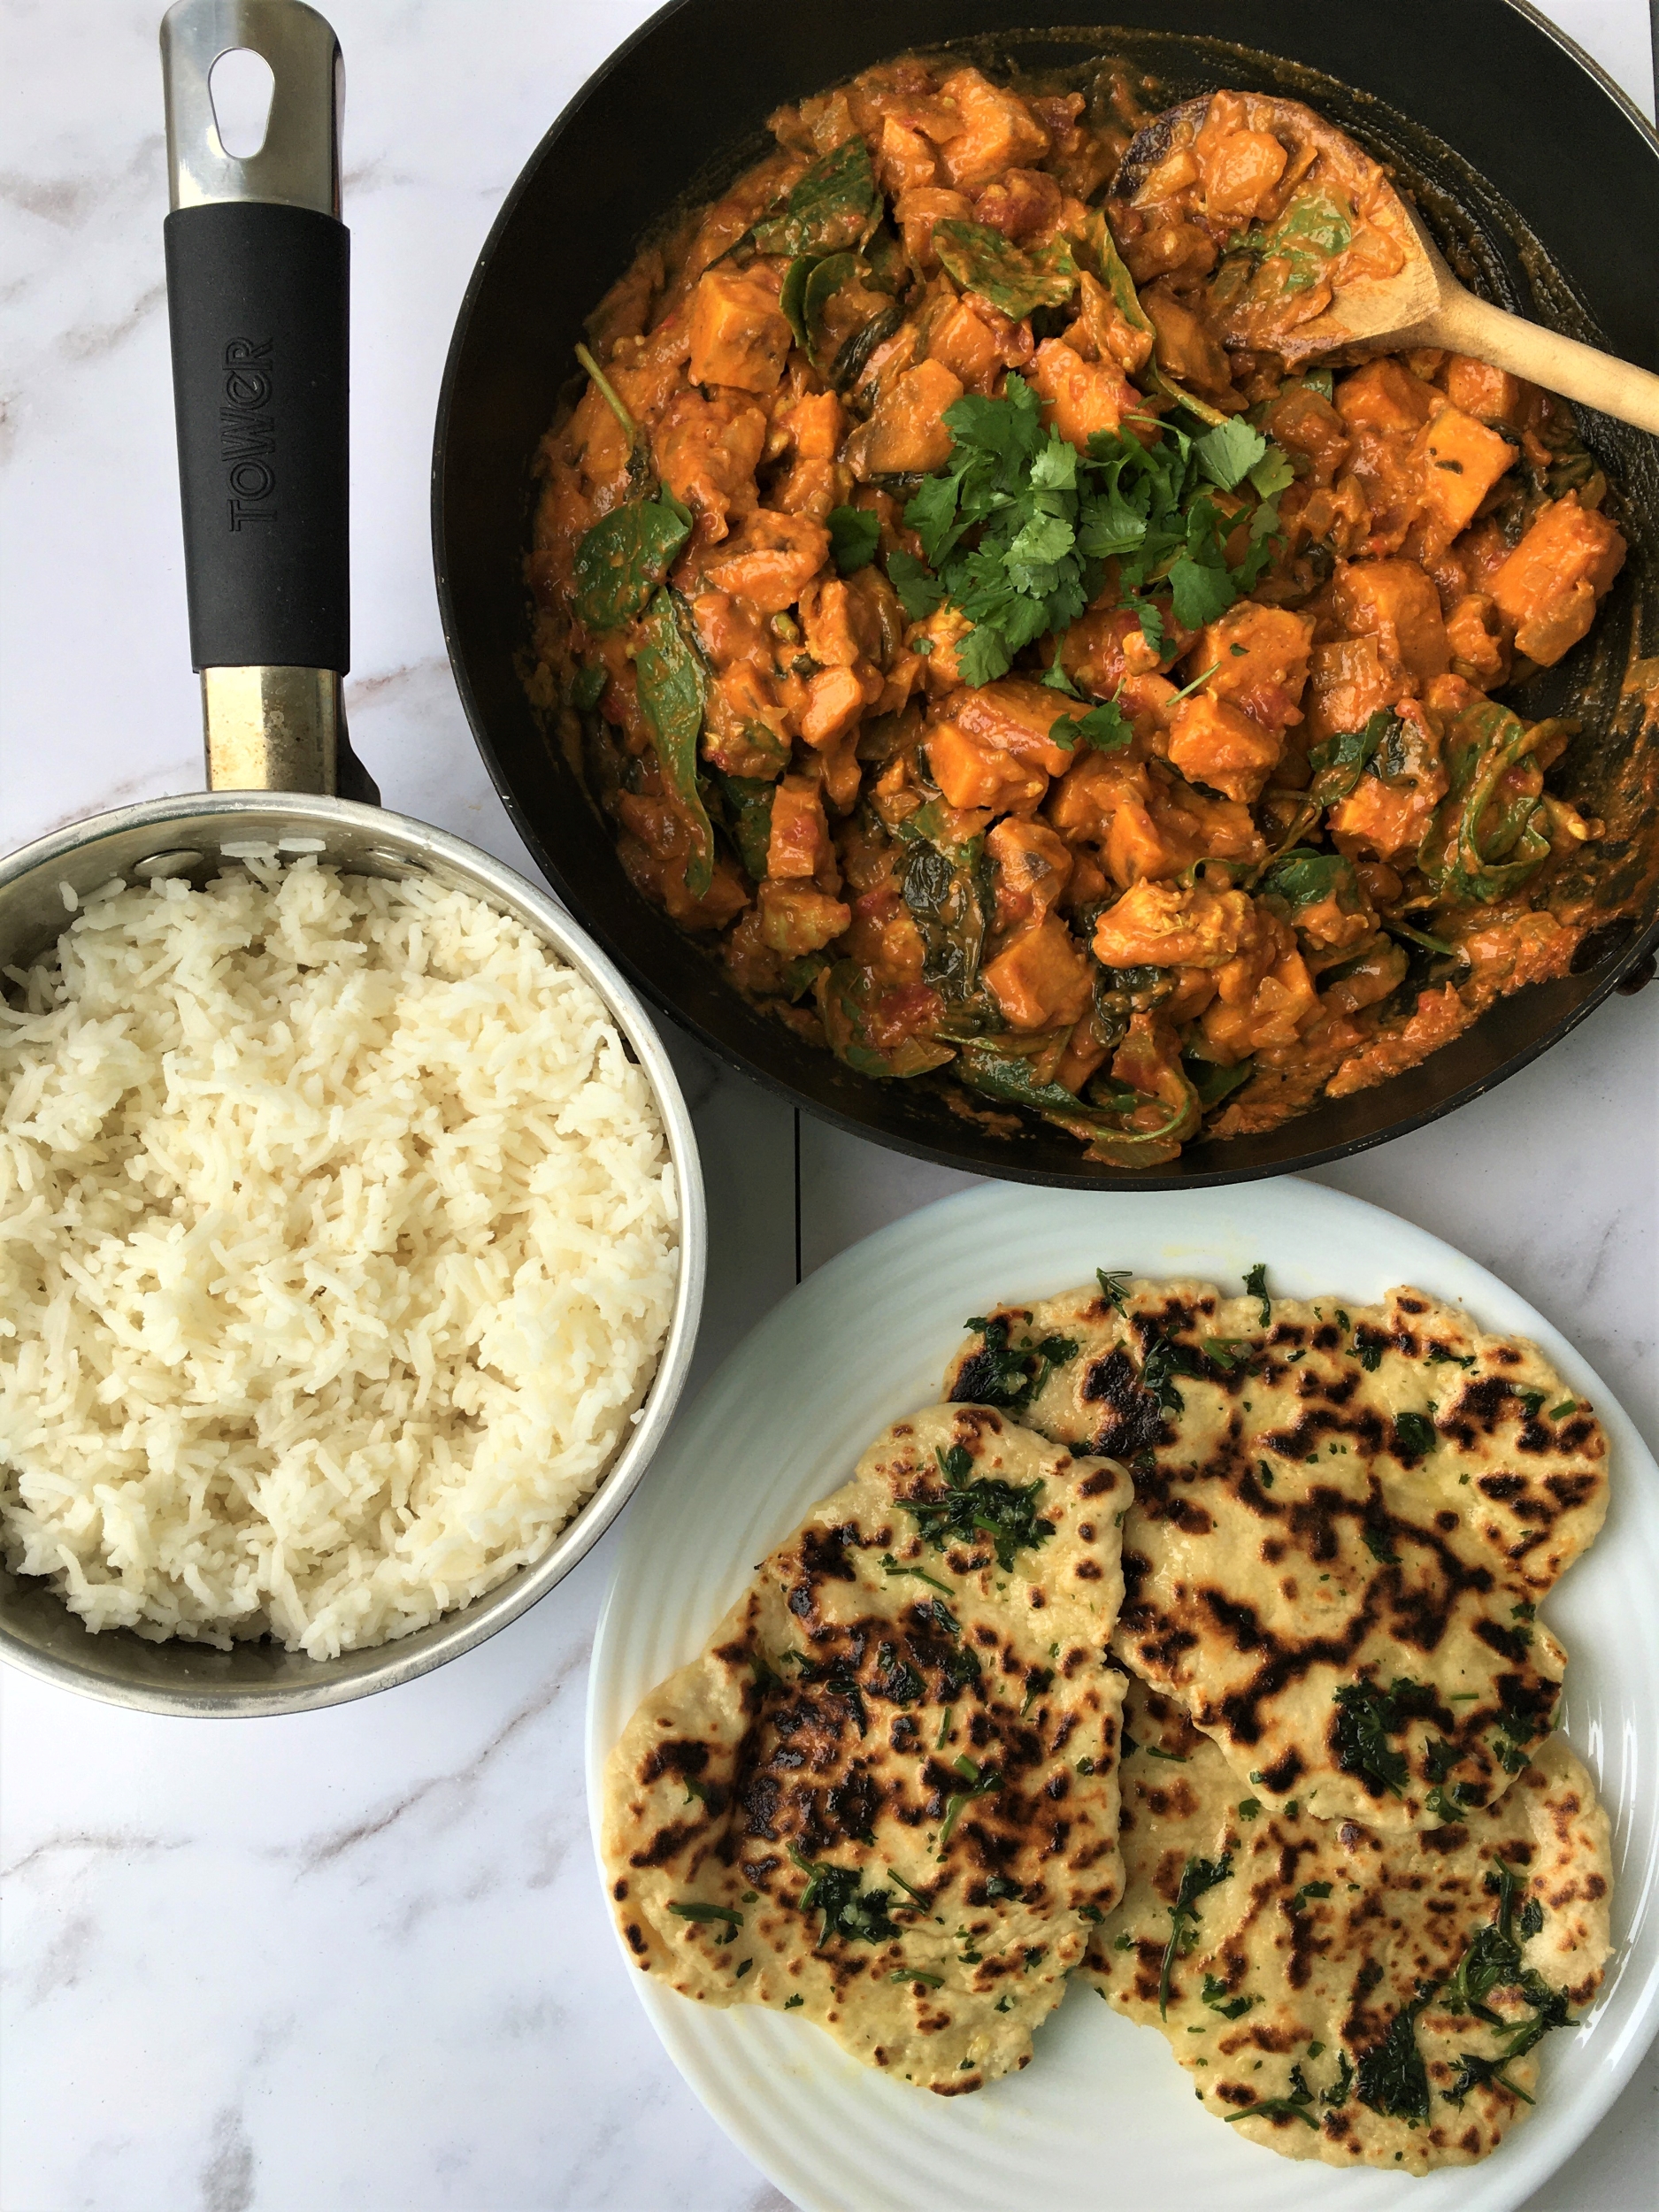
[[165, 200, 349, 672]]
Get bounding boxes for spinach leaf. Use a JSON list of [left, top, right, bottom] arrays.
[[1306, 709, 1398, 808], [898, 833, 991, 1007], [1071, 211, 1230, 426], [751, 137, 880, 258], [633, 588, 715, 897], [827, 503, 881, 574], [933, 219, 1079, 319], [572, 491, 694, 633], [1418, 700, 1552, 905], [1257, 847, 1362, 912], [1356, 1982, 1437, 2123], [1158, 1852, 1233, 2017], [714, 773, 775, 883], [816, 961, 956, 1079]]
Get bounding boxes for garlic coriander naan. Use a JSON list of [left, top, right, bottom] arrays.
[[943, 1280, 1606, 1830], [602, 1405, 1129, 2092], [1086, 1677, 1612, 2173]]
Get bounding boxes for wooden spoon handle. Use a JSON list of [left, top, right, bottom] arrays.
[[1422, 285, 1659, 437]]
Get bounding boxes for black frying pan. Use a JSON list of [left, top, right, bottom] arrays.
[[433, 0, 1659, 1190]]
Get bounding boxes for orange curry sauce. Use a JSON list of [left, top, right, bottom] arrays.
[[527, 61, 1626, 1166]]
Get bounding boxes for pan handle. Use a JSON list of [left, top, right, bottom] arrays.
[[161, 0, 358, 798]]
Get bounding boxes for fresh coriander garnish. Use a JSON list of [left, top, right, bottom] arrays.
[[1237, 1798, 1262, 1820], [669, 1901, 742, 1939], [784, 1993, 804, 2008], [1287, 1880, 1333, 1914], [1548, 1397, 1578, 1420], [1356, 1983, 1437, 2122], [1158, 1853, 1232, 2018], [1096, 1268, 1131, 1315], [1392, 1411, 1438, 1460], [879, 1551, 955, 1596], [1222, 2062, 1317, 2126], [888, 1967, 945, 1988], [1201, 1972, 1258, 2019], [938, 1755, 1003, 1850], [787, 1847, 899, 1947], [1144, 1745, 1188, 1763], [906, 1443, 1056, 1571], [1243, 1263, 1271, 1328], [1332, 1678, 1437, 1796]]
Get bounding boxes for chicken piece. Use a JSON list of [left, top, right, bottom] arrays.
[[1445, 590, 1509, 687], [877, 114, 938, 195], [1028, 336, 1140, 452], [1192, 88, 1289, 219], [936, 67, 1050, 192], [766, 774, 835, 883], [1066, 271, 1155, 378], [799, 576, 881, 669], [687, 266, 793, 394], [1489, 494, 1627, 666], [1261, 383, 1351, 488], [1199, 912, 1319, 1057], [1091, 879, 1256, 971], [947, 678, 1077, 775], [1333, 559, 1451, 686], [1439, 354, 1526, 427], [1044, 749, 1150, 846], [702, 509, 831, 614], [1409, 403, 1515, 561], [925, 296, 1008, 395], [926, 720, 1048, 813], [1299, 634, 1402, 745], [1193, 602, 1315, 730], [845, 360, 964, 478], [987, 817, 1073, 933], [892, 186, 973, 272], [1141, 281, 1234, 396], [971, 165, 1064, 243], [800, 664, 879, 751], [651, 389, 767, 541], [701, 661, 793, 780], [757, 880, 851, 957], [1057, 604, 1163, 695], [1334, 357, 1440, 437], [984, 913, 1094, 1032], [1166, 692, 1283, 804]]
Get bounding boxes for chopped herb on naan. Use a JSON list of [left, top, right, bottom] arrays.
[[944, 1282, 1607, 1829], [602, 1406, 1129, 2091], [1087, 1678, 1613, 2172]]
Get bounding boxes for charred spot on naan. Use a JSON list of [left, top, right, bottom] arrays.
[[942, 1280, 1605, 1830]]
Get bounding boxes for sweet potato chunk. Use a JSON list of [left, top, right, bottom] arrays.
[[892, 187, 973, 272], [926, 720, 1048, 812], [1044, 750, 1149, 845], [948, 677, 1076, 775], [1194, 602, 1315, 731], [937, 67, 1049, 192], [1327, 773, 1440, 867], [757, 880, 851, 956], [1489, 494, 1626, 666], [987, 817, 1072, 932], [1334, 357, 1439, 436], [1092, 879, 1256, 970], [799, 664, 872, 751], [1194, 94, 1288, 219], [687, 267, 793, 394], [1440, 354, 1525, 427], [1409, 403, 1515, 559], [766, 774, 834, 881], [1300, 635, 1401, 744], [1166, 692, 1283, 804], [1333, 560, 1451, 685], [846, 360, 964, 478], [877, 115, 938, 196], [702, 509, 831, 614], [1029, 336, 1140, 452], [984, 914, 1093, 1031], [926, 296, 1006, 394]]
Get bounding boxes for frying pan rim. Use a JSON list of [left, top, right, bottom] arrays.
[[430, 0, 1659, 1194]]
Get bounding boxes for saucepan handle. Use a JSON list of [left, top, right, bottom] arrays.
[[160, 0, 358, 797]]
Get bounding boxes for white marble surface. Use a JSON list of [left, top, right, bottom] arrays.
[[2, 4, 1656, 2208]]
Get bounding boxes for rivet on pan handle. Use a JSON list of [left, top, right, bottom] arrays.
[[160, 0, 349, 796]]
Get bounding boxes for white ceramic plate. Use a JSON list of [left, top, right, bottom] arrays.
[[587, 1180, 1659, 2212]]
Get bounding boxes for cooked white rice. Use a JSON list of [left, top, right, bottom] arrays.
[[0, 857, 679, 1657]]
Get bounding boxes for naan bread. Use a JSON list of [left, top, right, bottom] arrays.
[[602, 1405, 1129, 2092], [1085, 1678, 1613, 2173], [943, 1281, 1607, 1829]]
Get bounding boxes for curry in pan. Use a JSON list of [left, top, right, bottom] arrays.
[[526, 60, 1626, 1167]]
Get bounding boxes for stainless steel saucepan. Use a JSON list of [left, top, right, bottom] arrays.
[[0, 0, 706, 1717]]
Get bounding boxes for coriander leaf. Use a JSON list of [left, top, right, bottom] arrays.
[[669, 1901, 743, 1939], [1169, 554, 1238, 631], [1248, 445, 1296, 502], [1030, 431, 1079, 492], [1159, 1853, 1233, 2017], [787, 1845, 899, 1946], [957, 623, 1015, 687], [1244, 1263, 1271, 1327], [886, 549, 947, 619], [826, 503, 880, 575], [1096, 1268, 1131, 1314], [1051, 699, 1133, 754], [1356, 1984, 1438, 2123], [904, 474, 966, 567], [1194, 419, 1268, 490], [1393, 1411, 1438, 1462]]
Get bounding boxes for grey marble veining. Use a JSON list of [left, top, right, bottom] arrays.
[[2, 4, 1656, 2208]]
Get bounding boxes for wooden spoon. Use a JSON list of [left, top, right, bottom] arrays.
[[1114, 94, 1659, 437]]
